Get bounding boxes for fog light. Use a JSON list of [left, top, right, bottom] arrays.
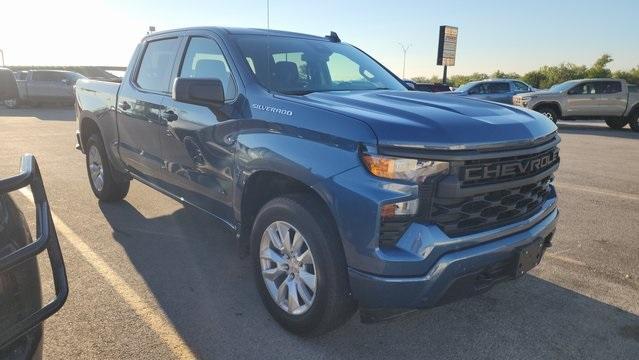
[[380, 199, 419, 220]]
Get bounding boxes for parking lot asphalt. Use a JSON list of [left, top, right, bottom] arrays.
[[1, 107, 638, 359]]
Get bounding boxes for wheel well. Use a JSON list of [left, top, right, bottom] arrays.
[[533, 102, 562, 117], [238, 171, 333, 255], [80, 117, 100, 151]]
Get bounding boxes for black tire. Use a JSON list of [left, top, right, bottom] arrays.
[[535, 106, 558, 123], [628, 111, 639, 132], [250, 194, 356, 336], [604, 117, 628, 129], [85, 133, 130, 201]]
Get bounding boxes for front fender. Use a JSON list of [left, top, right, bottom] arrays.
[[233, 119, 364, 219]]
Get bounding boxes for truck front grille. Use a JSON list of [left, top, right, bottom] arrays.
[[429, 176, 553, 236]]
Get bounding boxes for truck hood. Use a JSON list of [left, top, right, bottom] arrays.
[[287, 90, 557, 150]]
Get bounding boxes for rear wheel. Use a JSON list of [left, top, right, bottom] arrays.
[[536, 106, 558, 123], [604, 117, 628, 129], [251, 194, 356, 336], [85, 133, 130, 201]]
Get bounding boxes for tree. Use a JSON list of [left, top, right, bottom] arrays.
[[586, 54, 613, 78], [411, 54, 638, 89]]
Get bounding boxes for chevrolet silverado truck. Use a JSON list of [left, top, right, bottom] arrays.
[[75, 27, 560, 335], [5, 70, 85, 108], [513, 78, 639, 131]]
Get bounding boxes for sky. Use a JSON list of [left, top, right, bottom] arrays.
[[1, 0, 638, 78]]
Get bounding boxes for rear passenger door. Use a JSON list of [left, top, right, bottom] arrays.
[[597, 80, 626, 116], [117, 37, 181, 183], [159, 34, 240, 222]]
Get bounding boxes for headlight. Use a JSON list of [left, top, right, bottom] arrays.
[[361, 154, 449, 183], [521, 96, 533, 101]]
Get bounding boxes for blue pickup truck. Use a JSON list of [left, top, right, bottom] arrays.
[[75, 27, 560, 335]]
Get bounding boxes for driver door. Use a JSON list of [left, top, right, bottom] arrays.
[[159, 35, 240, 222], [565, 81, 600, 116]]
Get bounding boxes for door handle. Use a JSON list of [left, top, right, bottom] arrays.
[[119, 101, 131, 110], [160, 110, 178, 122]]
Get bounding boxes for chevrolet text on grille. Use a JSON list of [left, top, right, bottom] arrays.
[[464, 149, 559, 181]]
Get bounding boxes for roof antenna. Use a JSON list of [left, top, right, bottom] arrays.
[[325, 31, 341, 43], [266, 0, 270, 29]]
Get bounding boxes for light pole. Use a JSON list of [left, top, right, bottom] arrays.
[[0, 49, 4, 67], [398, 43, 411, 79]]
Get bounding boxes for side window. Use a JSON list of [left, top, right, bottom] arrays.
[[629, 85, 638, 93], [513, 81, 530, 91], [136, 38, 180, 93], [327, 53, 367, 83], [179, 37, 237, 100], [469, 84, 488, 94], [568, 82, 598, 95], [488, 82, 510, 94], [36, 72, 64, 82], [600, 81, 622, 94]]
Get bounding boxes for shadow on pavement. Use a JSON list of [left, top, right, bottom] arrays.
[[0, 106, 75, 121], [558, 122, 639, 140], [98, 200, 639, 360]]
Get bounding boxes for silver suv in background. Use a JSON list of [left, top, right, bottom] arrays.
[[444, 79, 535, 104], [513, 78, 639, 131]]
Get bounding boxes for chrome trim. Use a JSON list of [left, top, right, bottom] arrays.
[[378, 134, 560, 161], [381, 131, 558, 152]]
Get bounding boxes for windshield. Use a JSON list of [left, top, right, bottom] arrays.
[[233, 35, 407, 94], [549, 80, 580, 92], [455, 82, 478, 92]]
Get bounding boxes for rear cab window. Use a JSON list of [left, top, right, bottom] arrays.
[[135, 38, 180, 93]]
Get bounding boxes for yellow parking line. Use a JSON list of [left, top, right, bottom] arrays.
[[556, 183, 639, 201], [18, 188, 197, 360]]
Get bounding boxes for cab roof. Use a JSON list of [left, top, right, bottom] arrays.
[[145, 26, 331, 42]]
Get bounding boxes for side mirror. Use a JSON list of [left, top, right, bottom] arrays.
[[173, 78, 225, 106], [404, 80, 416, 90]]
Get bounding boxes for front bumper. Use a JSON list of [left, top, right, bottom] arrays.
[[348, 200, 558, 309]]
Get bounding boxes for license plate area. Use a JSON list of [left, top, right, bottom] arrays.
[[515, 238, 545, 277]]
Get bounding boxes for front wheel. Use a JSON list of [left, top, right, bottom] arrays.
[[604, 117, 628, 129], [536, 106, 558, 123], [251, 194, 356, 336], [85, 133, 130, 201]]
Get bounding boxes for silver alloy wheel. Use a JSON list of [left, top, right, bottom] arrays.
[[542, 111, 554, 121], [88, 145, 105, 192], [4, 98, 17, 108], [260, 221, 317, 315]]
